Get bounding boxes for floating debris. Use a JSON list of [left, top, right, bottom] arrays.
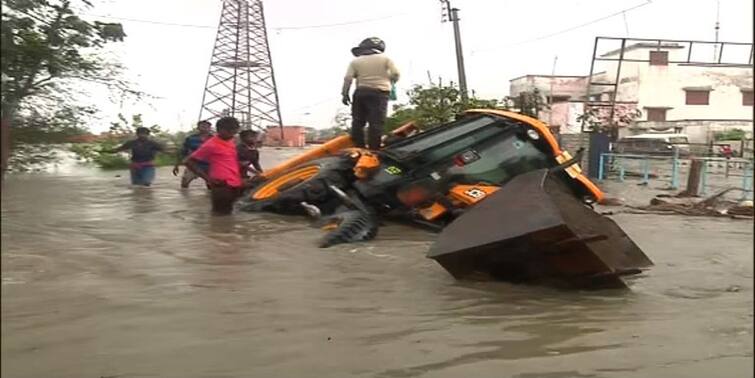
[[614, 188, 753, 219]]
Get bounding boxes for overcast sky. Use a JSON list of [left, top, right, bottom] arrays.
[[86, 0, 753, 132]]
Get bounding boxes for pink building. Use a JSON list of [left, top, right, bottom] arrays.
[[264, 126, 307, 147]]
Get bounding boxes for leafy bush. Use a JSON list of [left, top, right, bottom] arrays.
[[69, 140, 177, 170], [68, 113, 178, 170], [714, 129, 746, 141]]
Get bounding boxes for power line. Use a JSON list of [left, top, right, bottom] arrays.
[[470, 0, 655, 54], [84, 13, 404, 31], [85, 14, 215, 29], [272, 14, 404, 30], [288, 96, 339, 112]]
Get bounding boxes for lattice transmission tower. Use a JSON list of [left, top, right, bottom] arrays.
[[199, 0, 282, 132]]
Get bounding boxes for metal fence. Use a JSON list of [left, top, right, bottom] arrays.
[[598, 150, 753, 200]]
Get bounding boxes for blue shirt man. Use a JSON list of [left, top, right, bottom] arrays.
[[173, 120, 213, 188]]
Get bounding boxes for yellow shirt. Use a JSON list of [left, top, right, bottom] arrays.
[[342, 54, 400, 94]]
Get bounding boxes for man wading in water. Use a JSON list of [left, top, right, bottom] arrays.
[[102, 127, 164, 187], [173, 120, 213, 188], [342, 37, 400, 150], [184, 117, 246, 215], [237, 130, 263, 179]]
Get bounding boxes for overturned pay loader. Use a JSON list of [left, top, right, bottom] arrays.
[[238, 110, 653, 289]]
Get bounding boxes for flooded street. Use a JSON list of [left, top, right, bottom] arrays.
[[2, 149, 753, 378]]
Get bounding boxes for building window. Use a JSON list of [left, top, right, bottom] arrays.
[[649, 51, 669, 66], [685, 90, 710, 105], [743, 90, 754, 106], [645, 108, 667, 121]]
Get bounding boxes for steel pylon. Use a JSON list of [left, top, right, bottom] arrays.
[[199, 0, 282, 132]]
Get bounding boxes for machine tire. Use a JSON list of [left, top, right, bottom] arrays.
[[238, 156, 353, 214]]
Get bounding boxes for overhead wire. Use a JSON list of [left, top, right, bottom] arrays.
[[83, 14, 216, 29], [470, 0, 655, 54], [288, 96, 340, 112], [83, 13, 405, 31], [271, 14, 405, 31]]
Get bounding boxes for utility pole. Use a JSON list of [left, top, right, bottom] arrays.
[[548, 56, 558, 127], [713, 0, 721, 61], [440, 0, 468, 103]]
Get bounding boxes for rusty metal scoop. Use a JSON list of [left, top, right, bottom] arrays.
[[427, 169, 653, 289]]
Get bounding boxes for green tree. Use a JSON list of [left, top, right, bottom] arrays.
[[576, 104, 641, 136], [384, 83, 502, 131], [466, 97, 501, 110], [1, 0, 127, 180], [384, 104, 418, 132], [11, 105, 91, 144], [404, 83, 462, 127], [304, 127, 317, 143], [714, 129, 746, 141]]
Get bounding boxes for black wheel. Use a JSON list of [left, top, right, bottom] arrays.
[[237, 156, 354, 214]]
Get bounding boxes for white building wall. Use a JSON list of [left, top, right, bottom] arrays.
[[509, 42, 753, 142], [599, 45, 753, 121], [638, 65, 752, 121]]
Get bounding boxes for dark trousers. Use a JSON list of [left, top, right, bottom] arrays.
[[211, 186, 242, 215], [351, 88, 389, 150]]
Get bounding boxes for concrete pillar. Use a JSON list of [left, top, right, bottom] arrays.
[[683, 159, 703, 196]]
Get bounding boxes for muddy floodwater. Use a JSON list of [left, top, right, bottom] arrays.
[[2, 149, 753, 378]]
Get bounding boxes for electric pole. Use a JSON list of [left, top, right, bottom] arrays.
[[713, 0, 721, 61], [199, 0, 283, 137], [440, 0, 468, 103], [548, 56, 558, 127]]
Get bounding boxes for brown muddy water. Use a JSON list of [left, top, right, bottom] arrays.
[[2, 148, 753, 378]]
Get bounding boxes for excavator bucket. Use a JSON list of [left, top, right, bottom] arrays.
[[427, 169, 653, 289]]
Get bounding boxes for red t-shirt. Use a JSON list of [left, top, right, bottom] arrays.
[[190, 136, 243, 188]]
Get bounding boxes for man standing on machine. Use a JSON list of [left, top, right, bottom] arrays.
[[341, 37, 400, 150]]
